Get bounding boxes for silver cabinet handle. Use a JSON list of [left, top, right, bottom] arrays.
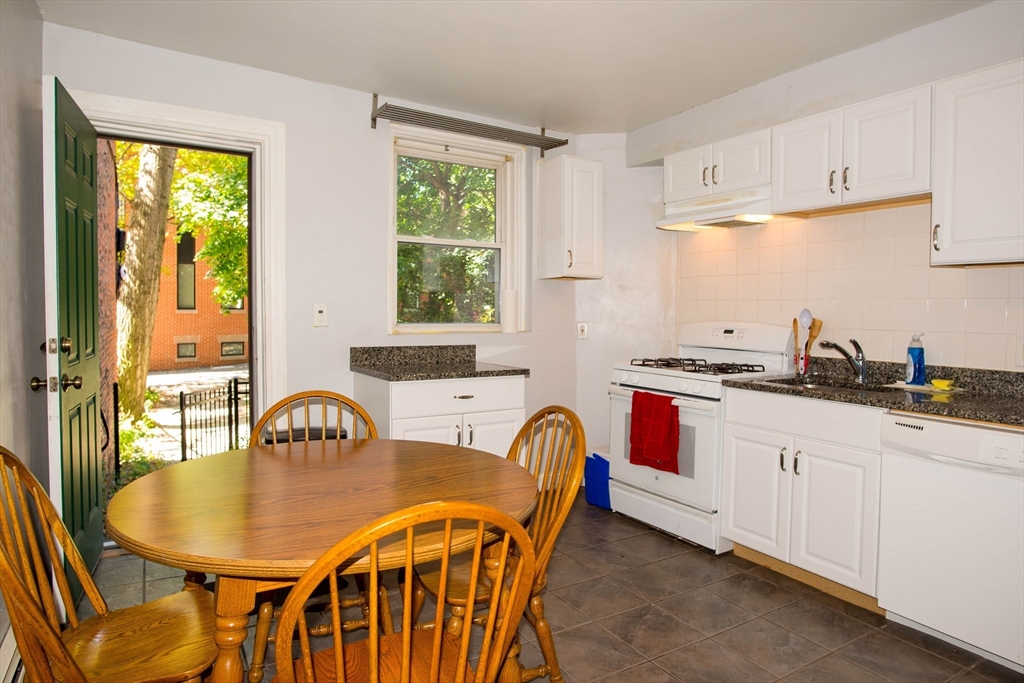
[[829, 170, 836, 194], [454, 394, 474, 400], [794, 450, 802, 475], [568, 250, 573, 268], [467, 424, 474, 446], [702, 166, 708, 187], [779, 447, 787, 472], [711, 164, 718, 185], [843, 167, 850, 192], [933, 224, 940, 251], [456, 424, 462, 446]]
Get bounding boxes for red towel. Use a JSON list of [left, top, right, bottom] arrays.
[[629, 391, 680, 475]]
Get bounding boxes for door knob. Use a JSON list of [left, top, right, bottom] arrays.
[[60, 374, 83, 391], [60, 337, 72, 354], [30, 377, 47, 392]]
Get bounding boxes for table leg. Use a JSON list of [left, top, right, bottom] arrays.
[[183, 571, 207, 591], [210, 576, 257, 683]]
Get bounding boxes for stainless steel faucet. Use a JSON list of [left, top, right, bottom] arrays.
[[819, 339, 868, 384]]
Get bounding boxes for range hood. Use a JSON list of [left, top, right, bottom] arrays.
[[656, 185, 773, 231]]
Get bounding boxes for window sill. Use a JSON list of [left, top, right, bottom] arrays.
[[390, 324, 504, 335], [176, 309, 198, 314]]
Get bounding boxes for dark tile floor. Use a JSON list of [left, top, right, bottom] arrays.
[[84, 495, 1024, 683]]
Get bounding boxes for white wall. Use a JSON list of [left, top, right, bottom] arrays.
[[628, 0, 1024, 166], [677, 207, 1024, 372], [0, 0, 45, 647], [42, 24, 578, 416], [574, 134, 672, 450]]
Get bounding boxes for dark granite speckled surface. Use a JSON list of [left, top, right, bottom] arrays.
[[350, 345, 529, 382], [724, 358, 1024, 428]]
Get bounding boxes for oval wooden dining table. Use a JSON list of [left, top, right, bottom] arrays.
[[106, 438, 539, 683]]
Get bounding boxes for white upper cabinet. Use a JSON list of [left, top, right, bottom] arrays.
[[772, 86, 931, 213], [931, 59, 1024, 265], [537, 155, 603, 279], [664, 130, 770, 203]]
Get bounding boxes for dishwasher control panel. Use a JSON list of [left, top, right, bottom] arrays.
[[979, 432, 1024, 467]]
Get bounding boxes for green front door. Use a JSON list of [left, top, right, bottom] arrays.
[[52, 78, 103, 593]]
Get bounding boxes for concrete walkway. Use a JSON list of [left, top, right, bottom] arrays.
[[137, 363, 249, 462]]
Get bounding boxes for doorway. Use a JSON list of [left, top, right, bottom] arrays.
[[97, 140, 253, 492], [44, 85, 287, 548]]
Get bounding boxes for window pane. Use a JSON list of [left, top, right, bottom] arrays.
[[396, 243, 498, 324], [221, 341, 245, 357], [176, 343, 196, 358], [177, 264, 195, 310], [396, 156, 496, 242]]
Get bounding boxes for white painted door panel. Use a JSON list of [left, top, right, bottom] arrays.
[[932, 59, 1024, 265], [664, 145, 712, 203], [464, 409, 524, 457], [565, 157, 603, 278], [714, 130, 771, 194], [722, 425, 793, 560], [391, 414, 460, 446], [843, 86, 931, 203], [771, 110, 843, 212], [790, 439, 880, 596]]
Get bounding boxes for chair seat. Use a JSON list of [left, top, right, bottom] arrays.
[[417, 554, 546, 610], [62, 589, 217, 683], [273, 629, 474, 683]]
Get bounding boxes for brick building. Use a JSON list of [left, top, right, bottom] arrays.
[[148, 224, 249, 371]]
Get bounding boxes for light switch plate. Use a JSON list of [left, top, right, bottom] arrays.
[[577, 322, 588, 339], [313, 304, 328, 328]]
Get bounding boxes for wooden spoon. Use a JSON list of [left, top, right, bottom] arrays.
[[792, 318, 800, 369], [805, 318, 823, 366]]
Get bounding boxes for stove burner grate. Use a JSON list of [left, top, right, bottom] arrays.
[[699, 363, 767, 375], [631, 357, 708, 370]]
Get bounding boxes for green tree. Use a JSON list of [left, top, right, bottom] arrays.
[[395, 156, 498, 324], [170, 150, 249, 308]]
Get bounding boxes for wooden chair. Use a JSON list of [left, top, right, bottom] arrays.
[[250, 390, 378, 445], [249, 390, 380, 683], [406, 406, 586, 683], [272, 501, 536, 683], [0, 445, 216, 683]]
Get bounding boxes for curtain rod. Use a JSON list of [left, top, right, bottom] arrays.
[[371, 94, 568, 155]]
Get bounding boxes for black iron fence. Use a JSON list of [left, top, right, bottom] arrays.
[[179, 377, 250, 460]]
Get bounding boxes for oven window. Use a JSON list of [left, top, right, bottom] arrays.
[[623, 412, 696, 480]]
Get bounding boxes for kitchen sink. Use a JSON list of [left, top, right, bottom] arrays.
[[758, 376, 909, 399]]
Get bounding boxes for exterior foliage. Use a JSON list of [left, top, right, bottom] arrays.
[[395, 156, 498, 324]]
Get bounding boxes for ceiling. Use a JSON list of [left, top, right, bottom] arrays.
[[36, 0, 988, 133]]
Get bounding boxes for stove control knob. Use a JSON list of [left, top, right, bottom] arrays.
[[630, 373, 642, 385], [691, 383, 703, 394], [619, 372, 630, 383]]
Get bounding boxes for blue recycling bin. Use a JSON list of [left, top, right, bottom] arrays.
[[584, 452, 611, 510]]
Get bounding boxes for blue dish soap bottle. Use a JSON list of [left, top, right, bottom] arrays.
[[906, 333, 926, 385]]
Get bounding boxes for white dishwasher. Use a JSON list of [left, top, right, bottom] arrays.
[[878, 412, 1024, 670]]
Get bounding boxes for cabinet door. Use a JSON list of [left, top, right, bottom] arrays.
[[563, 157, 603, 278], [464, 409, 525, 457], [932, 59, 1024, 265], [790, 439, 880, 596], [713, 130, 771, 194], [771, 110, 843, 213], [843, 86, 931, 203], [391, 414, 461, 446], [721, 425, 793, 561], [664, 145, 712, 203]]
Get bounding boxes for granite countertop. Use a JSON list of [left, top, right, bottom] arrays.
[[722, 358, 1024, 428], [350, 344, 529, 382]]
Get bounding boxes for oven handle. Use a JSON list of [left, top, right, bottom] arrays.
[[608, 386, 717, 413]]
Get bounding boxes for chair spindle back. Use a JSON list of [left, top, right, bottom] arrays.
[[250, 390, 377, 446]]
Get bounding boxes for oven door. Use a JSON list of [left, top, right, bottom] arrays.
[[608, 385, 721, 513]]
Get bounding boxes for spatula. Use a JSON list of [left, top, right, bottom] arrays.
[[805, 318, 823, 372]]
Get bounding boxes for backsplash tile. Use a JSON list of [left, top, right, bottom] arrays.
[[676, 204, 1024, 372]]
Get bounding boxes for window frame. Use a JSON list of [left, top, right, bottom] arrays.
[[220, 341, 245, 357], [176, 342, 197, 359], [388, 124, 525, 334]]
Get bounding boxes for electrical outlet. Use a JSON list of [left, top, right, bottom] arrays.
[[1016, 336, 1024, 368], [576, 322, 588, 339], [313, 303, 328, 327]]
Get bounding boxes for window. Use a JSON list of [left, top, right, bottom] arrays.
[[176, 343, 196, 358], [390, 126, 525, 333], [222, 299, 244, 311], [177, 232, 196, 310], [221, 341, 245, 357]]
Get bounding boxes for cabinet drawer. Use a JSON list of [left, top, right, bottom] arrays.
[[391, 376, 525, 419]]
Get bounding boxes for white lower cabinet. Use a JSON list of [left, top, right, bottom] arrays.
[[391, 409, 524, 456], [722, 389, 882, 596], [354, 375, 526, 457]]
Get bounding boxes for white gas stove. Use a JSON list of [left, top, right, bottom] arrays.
[[607, 322, 793, 552]]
